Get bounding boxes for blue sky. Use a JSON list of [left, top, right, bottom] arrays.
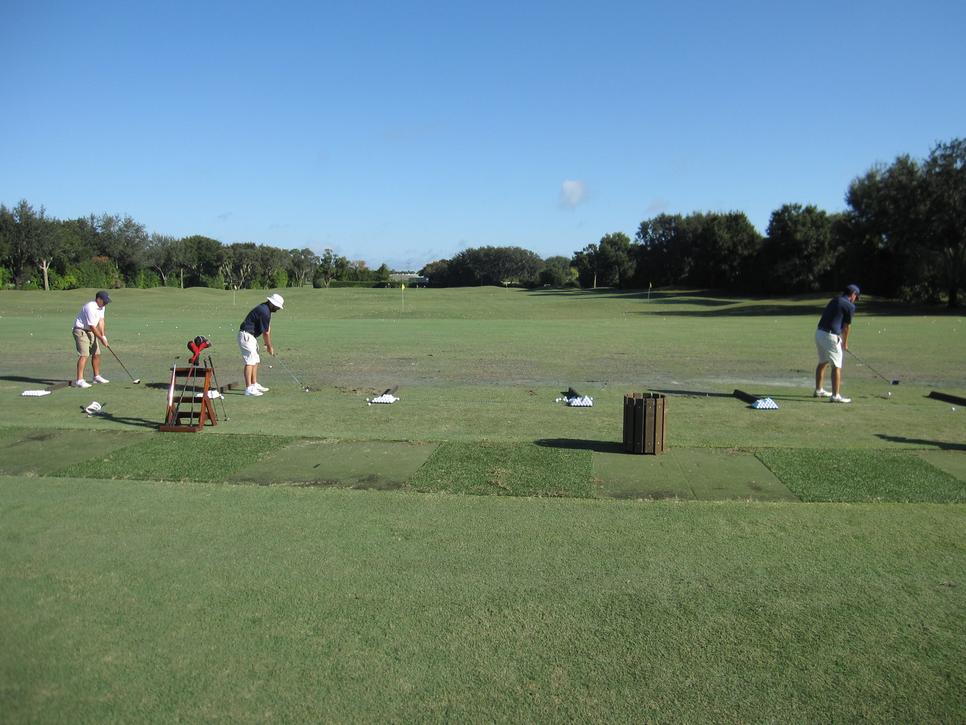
[[2, 0, 963, 271]]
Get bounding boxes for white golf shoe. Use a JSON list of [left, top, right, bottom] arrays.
[[830, 394, 852, 404], [814, 388, 832, 398], [94, 375, 110, 384], [75, 379, 92, 388], [254, 383, 270, 392], [244, 385, 263, 396]]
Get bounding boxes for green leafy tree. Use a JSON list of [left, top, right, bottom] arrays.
[[96, 213, 149, 284], [145, 234, 180, 287], [597, 232, 635, 288], [761, 204, 841, 293], [288, 248, 320, 287], [220, 242, 259, 289], [179, 235, 224, 287], [633, 214, 691, 287], [255, 245, 289, 288], [538, 256, 575, 287], [921, 139, 966, 307], [419, 259, 450, 285]]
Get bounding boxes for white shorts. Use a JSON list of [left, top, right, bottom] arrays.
[[238, 330, 260, 365], [815, 329, 843, 369]]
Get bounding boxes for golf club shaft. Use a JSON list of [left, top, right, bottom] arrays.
[[105, 344, 140, 383], [846, 349, 895, 384], [206, 356, 229, 421], [274, 354, 304, 387]]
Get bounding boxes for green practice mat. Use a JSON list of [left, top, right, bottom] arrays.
[[594, 447, 799, 501], [0, 428, 144, 476], [228, 439, 439, 489]]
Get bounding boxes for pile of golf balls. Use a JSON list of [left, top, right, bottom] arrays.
[[556, 395, 594, 407]]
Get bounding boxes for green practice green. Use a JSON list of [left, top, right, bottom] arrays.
[[1, 286, 964, 721]]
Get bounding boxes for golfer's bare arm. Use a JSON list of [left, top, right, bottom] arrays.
[[840, 323, 850, 351], [263, 327, 274, 355]]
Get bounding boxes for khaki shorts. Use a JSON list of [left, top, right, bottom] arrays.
[[73, 328, 99, 357], [815, 329, 843, 368], [238, 330, 260, 365]]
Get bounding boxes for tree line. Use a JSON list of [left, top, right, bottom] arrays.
[[420, 139, 965, 307], [2, 138, 963, 306], [0, 211, 397, 292]]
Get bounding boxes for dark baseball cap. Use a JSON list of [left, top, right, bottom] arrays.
[[95, 290, 111, 304], [845, 284, 860, 297]]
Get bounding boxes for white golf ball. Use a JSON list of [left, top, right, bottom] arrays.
[[953, 407, 957, 412], [887, 392, 892, 398]]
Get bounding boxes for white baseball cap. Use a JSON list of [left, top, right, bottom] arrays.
[[266, 293, 285, 310]]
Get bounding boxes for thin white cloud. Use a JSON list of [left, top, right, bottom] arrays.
[[217, 212, 233, 221], [559, 180, 587, 209], [646, 198, 670, 214]]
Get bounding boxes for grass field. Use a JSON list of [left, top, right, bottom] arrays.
[[1, 286, 964, 721]]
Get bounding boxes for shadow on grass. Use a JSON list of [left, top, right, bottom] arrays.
[[525, 288, 960, 318], [1, 375, 69, 386], [95, 412, 161, 429], [650, 388, 736, 399], [535, 438, 624, 453], [875, 434, 966, 452]]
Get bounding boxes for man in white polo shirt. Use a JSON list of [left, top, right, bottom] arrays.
[[72, 290, 111, 388]]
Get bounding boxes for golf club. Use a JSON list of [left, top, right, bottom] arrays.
[[272, 353, 310, 392], [105, 344, 142, 384], [206, 355, 230, 422], [847, 349, 899, 385]]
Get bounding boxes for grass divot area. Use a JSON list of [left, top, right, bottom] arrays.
[[594, 448, 799, 501], [52, 433, 292, 482], [229, 439, 439, 489], [409, 441, 594, 497], [0, 427, 145, 476], [756, 448, 966, 502]]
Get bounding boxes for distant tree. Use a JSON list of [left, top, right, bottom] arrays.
[[145, 234, 180, 287], [96, 213, 149, 283], [597, 232, 635, 288], [632, 212, 760, 290], [571, 243, 601, 288], [688, 212, 762, 289], [288, 248, 319, 287], [7, 200, 63, 289], [761, 204, 840, 293], [179, 235, 224, 286], [538, 256, 575, 287], [850, 138, 966, 306], [221, 242, 258, 289], [314, 248, 343, 287], [633, 214, 690, 287], [374, 263, 391, 284], [256, 244, 289, 288], [0, 204, 13, 278], [419, 259, 450, 285], [921, 138, 966, 307]]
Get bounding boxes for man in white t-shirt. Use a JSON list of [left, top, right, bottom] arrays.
[[72, 290, 111, 388]]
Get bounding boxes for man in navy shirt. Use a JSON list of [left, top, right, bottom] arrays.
[[237, 293, 284, 397], [814, 284, 860, 403]]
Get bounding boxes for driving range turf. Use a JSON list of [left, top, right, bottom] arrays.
[[1, 287, 964, 721]]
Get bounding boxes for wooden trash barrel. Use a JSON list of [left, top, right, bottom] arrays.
[[623, 393, 667, 454]]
